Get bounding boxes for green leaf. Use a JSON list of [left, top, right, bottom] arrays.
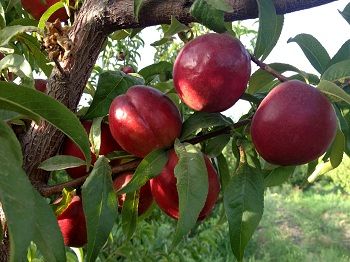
[[321, 59, 350, 82], [317, 80, 350, 105], [0, 81, 91, 171], [190, 0, 226, 33], [0, 25, 38, 46], [83, 71, 143, 119], [329, 128, 345, 168], [287, 34, 330, 74], [180, 112, 232, 140], [151, 16, 189, 46], [0, 120, 34, 262], [254, 0, 284, 61], [117, 149, 168, 194], [134, 0, 144, 22], [172, 141, 208, 248], [121, 191, 139, 240], [38, 2, 65, 30], [19, 34, 53, 77], [205, 0, 233, 12], [339, 2, 350, 24], [38, 155, 86, 171], [138, 61, 173, 84], [204, 134, 230, 157], [0, 120, 65, 262], [264, 166, 296, 187], [241, 140, 261, 169], [328, 40, 350, 67], [224, 165, 264, 262], [0, 54, 34, 83], [89, 117, 103, 156], [82, 157, 117, 262], [216, 153, 230, 190]]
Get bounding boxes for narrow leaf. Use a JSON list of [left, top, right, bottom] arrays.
[[38, 2, 65, 30], [82, 157, 118, 262], [254, 0, 284, 61], [264, 166, 296, 187], [216, 153, 230, 190], [317, 80, 350, 105], [287, 34, 330, 74], [329, 128, 345, 168], [180, 112, 232, 140], [172, 141, 208, 248], [0, 81, 91, 167], [121, 191, 139, 240], [190, 0, 226, 33], [39, 155, 86, 171], [224, 165, 264, 261], [117, 149, 168, 194]]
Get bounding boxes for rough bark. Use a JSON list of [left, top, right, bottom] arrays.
[[0, 0, 338, 261]]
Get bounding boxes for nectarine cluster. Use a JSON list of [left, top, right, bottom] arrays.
[[56, 32, 338, 245]]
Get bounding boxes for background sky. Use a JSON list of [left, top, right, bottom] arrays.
[[137, 0, 350, 120]]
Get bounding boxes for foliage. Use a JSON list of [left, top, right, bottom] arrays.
[[1, 0, 350, 261]]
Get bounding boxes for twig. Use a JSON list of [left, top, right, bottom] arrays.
[[183, 118, 251, 145], [53, 57, 67, 76], [250, 54, 288, 82]]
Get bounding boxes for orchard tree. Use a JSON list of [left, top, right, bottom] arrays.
[[1, 0, 350, 261]]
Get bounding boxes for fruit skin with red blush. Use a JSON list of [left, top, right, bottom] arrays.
[[150, 149, 220, 220], [34, 79, 48, 93], [21, 0, 71, 22], [173, 33, 251, 113], [108, 85, 182, 157], [57, 195, 87, 247], [61, 121, 121, 178], [250, 80, 337, 166], [121, 66, 135, 74], [113, 172, 153, 215]]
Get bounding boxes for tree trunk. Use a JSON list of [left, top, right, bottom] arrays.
[[0, 0, 338, 260]]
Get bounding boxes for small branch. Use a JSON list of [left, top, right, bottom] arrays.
[[40, 175, 88, 197], [250, 54, 288, 82], [53, 58, 66, 76], [183, 118, 251, 145], [41, 119, 250, 197], [111, 159, 142, 174]]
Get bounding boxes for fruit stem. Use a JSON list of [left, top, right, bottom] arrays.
[[250, 54, 288, 82]]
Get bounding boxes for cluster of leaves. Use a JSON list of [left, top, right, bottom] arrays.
[[1, 1, 350, 262]]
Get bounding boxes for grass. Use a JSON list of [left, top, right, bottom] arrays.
[[92, 186, 350, 262]]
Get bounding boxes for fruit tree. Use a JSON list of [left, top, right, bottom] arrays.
[[1, 0, 350, 261]]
